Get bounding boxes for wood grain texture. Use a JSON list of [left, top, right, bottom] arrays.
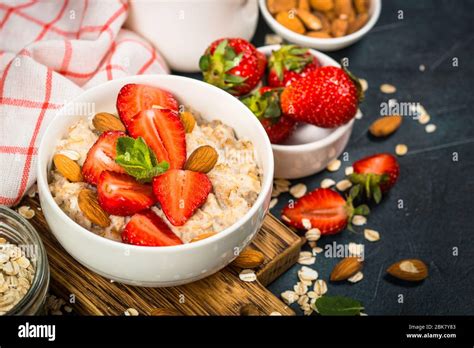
[[21, 197, 303, 316]]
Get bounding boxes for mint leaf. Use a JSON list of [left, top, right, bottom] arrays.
[[115, 136, 169, 183], [314, 295, 364, 316]]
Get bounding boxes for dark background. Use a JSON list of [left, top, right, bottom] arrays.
[[178, 0, 474, 315]]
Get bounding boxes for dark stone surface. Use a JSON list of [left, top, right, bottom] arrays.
[[176, 0, 474, 314]]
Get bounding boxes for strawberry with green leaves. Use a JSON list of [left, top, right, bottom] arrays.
[[268, 45, 320, 88], [349, 153, 400, 203], [281, 187, 369, 235], [281, 65, 363, 128], [241, 86, 296, 144], [199, 38, 267, 96]]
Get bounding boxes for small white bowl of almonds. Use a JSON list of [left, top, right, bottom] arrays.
[[259, 0, 381, 51]]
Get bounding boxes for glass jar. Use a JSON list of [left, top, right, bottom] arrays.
[[0, 206, 50, 315]]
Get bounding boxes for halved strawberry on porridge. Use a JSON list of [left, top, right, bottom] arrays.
[[49, 84, 262, 246]]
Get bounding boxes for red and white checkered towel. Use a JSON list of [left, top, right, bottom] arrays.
[[0, 0, 170, 206]]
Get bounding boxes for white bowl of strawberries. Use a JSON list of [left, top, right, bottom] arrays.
[[199, 40, 361, 179], [37, 75, 274, 287]]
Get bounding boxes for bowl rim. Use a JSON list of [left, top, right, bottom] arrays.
[[37, 74, 274, 254], [258, 0, 381, 46], [257, 44, 356, 152]]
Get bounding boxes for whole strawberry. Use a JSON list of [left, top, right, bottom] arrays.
[[267, 45, 320, 88], [281, 66, 362, 128], [349, 153, 400, 203], [199, 38, 266, 96], [241, 86, 296, 144], [281, 188, 369, 235]]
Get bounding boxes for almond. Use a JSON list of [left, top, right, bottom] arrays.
[[369, 115, 403, 137], [296, 9, 322, 30], [387, 259, 428, 281], [180, 111, 196, 133], [190, 232, 216, 243], [334, 0, 355, 20], [330, 257, 363, 281], [149, 308, 182, 316], [347, 13, 369, 34], [331, 17, 348, 37], [314, 12, 331, 32], [78, 189, 110, 228], [309, 0, 334, 11], [354, 0, 369, 13], [184, 145, 218, 173], [92, 112, 126, 133], [276, 11, 306, 34], [53, 154, 83, 182], [298, 0, 310, 11], [267, 0, 298, 14], [232, 249, 265, 268]]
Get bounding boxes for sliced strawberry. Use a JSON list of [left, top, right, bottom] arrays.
[[282, 188, 351, 235], [153, 169, 212, 226], [122, 210, 183, 246], [82, 130, 126, 185], [350, 153, 400, 202], [128, 108, 186, 169], [97, 171, 156, 216], [116, 84, 179, 127]]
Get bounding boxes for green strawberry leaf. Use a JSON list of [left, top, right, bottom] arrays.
[[115, 136, 169, 183], [314, 295, 364, 316], [199, 55, 210, 71]]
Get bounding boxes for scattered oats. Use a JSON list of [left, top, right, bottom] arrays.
[[359, 78, 368, 92], [313, 279, 328, 296], [348, 242, 364, 256], [271, 187, 282, 198], [281, 290, 299, 305], [352, 215, 367, 226], [348, 271, 364, 283], [265, 34, 283, 45], [294, 282, 309, 295], [364, 228, 380, 242], [380, 83, 396, 94], [298, 266, 319, 282], [289, 183, 307, 198], [124, 308, 139, 316], [16, 256, 30, 269], [312, 247, 323, 255], [395, 144, 408, 156], [418, 112, 430, 124], [425, 124, 436, 133], [326, 159, 341, 172], [320, 178, 336, 188], [281, 215, 291, 223], [64, 305, 73, 313], [57, 149, 81, 161], [355, 109, 363, 119], [17, 206, 35, 219], [336, 179, 352, 192], [345, 166, 354, 175], [298, 251, 316, 265], [269, 311, 282, 316], [27, 184, 37, 198], [274, 178, 291, 187], [303, 308, 313, 316], [307, 291, 319, 299], [310, 297, 317, 306], [305, 228, 321, 242], [360, 312, 368, 316], [419, 64, 425, 72], [301, 218, 312, 230], [297, 294, 309, 306], [269, 198, 278, 209], [239, 269, 257, 282]]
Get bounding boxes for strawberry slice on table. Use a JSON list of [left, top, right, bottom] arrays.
[[122, 209, 183, 247], [349, 153, 400, 203], [153, 169, 212, 226], [82, 130, 126, 185], [199, 38, 267, 96], [127, 108, 186, 169], [116, 83, 179, 127], [281, 188, 369, 235], [281, 65, 363, 128], [97, 171, 156, 216], [241, 86, 296, 144], [267, 45, 320, 88]]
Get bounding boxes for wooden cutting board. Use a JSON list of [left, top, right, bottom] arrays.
[[21, 196, 303, 316]]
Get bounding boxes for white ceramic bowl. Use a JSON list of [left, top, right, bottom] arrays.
[[259, 0, 381, 52], [37, 75, 274, 287], [258, 45, 355, 179]]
